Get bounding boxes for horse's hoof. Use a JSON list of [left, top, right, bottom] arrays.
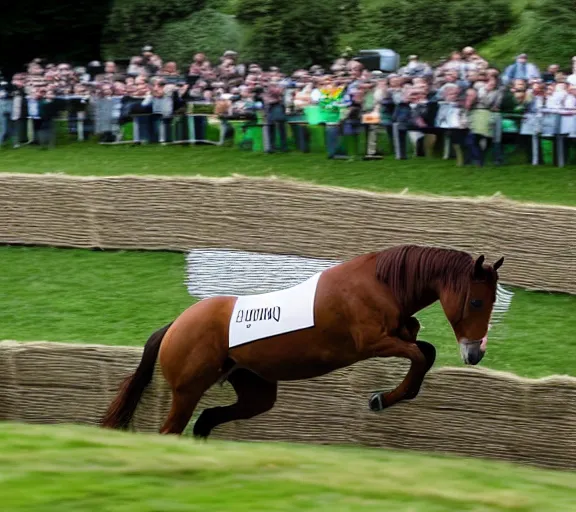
[[192, 428, 210, 440], [192, 420, 211, 440], [368, 393, 387, 412]]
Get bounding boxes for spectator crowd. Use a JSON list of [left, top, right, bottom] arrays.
[[0, 45, 575, 166]]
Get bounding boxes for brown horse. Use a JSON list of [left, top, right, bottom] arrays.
[[102, 244, 504, 438]]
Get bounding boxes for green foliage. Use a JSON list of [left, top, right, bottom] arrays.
[[479, 11, 540, 68], [235, 0, 275, 23], [528, 0, 576, 65], [481, 0, 576, 69], [342, 0, 513, 63], [236, 0, 341, 71], [102, 0, 206, 59], [153, 9, 244, 67], [205, 0, 239, 14], [337, 0, 362, 35]]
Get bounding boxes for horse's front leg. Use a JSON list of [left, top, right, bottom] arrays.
[[366, 336, 430, 412], [403, 340, 436, 400], [397, 316, 421, 341], [395, 318, 436, 400]]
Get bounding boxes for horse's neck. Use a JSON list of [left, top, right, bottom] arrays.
[[406, 289, 439, 317], [364, 252, 441, 316]]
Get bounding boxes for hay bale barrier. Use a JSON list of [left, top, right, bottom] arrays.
[[1, 340, 576, 472], [0, 173, 574, 294]]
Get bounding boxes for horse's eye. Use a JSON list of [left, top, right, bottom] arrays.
[[470, 299, 483, 309]]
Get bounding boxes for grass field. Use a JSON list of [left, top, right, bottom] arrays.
[[0, 422, 575, 512], [1, 245, 575, 378], [1, 143, 575, 206]]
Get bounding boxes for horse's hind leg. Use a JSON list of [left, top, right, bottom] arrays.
[[192, 369, 277, 439], [159, 366, 222, 435], [159, 387, 203, 435]]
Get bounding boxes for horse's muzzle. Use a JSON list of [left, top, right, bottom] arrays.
[[460, 341, 485, 365]]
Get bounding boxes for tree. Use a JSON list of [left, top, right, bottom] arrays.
[[153, 9, 244, 67], [236, 0, 340, 71], [341, 0, 513, 64], [102, 0, 206, 59]]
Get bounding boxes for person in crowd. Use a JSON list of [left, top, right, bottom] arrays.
[[392, 86, 427, 160], [542, 64, 560, 83], [440, 52, 468, 80], [461, 46, 488, 71], [35, 88, 61, 149], [435, 83, 469, 166], [434, 70, 470, 100], [263, 84, 288, 153], [94, 83, 123, 143], [562, 85, 576, 157], [140, 79, 175, 143], [3, 45, 574, 167], [159, 62, 180, 77], [127, 57, 147, 77], [10, 73, 29, 148], [398, 55, 433, 79], [95, 61, 121, 84], [502, 54, 541, 84], [0, 78, 11, 148], [324, 89, 363, 160], [567, 57, 576, 86], [466, 78, 504, 166]]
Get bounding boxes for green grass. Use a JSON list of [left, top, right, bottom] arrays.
[[1, 245, 575, 378], [0, 246, 193, 345], [0, 422, 575, 512], [1, 143, 575, 205]]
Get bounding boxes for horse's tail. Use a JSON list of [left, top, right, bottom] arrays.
[[101, 321, 173, 430]]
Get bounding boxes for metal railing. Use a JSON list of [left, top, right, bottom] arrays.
[[2, 99, 575, 166]]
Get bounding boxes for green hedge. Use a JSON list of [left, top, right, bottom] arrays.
[[480, 0, 576, 69], [235, 0, 341, 71], [153, 9, 244, 67], [102, 0, 206, 59], [100, 0, 572, 74], [341, 0, 514, 63]]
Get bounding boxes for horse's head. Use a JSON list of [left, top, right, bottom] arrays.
[[441, 255, 504, 366]]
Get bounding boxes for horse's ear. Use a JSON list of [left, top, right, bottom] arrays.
[[493, 257, 504, 271], [473, 255, 485, 278]]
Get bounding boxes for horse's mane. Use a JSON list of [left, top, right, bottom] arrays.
[[375, 245, 480, 312]]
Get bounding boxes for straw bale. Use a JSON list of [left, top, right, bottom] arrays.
[[0, 174, 95, 247], [3, 341, 142, 390], [0, 174, 574, 294], [2, 340, 576, 471], [347, 358, 411, 392], [527, 377, 576, 420]]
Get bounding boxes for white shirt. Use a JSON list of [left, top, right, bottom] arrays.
[[28, 98, 40, 119], [547, 90, 568, 109], [310, 88, 322, 104], [567, 74, 576, 86]]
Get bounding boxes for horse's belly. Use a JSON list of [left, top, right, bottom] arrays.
[[253, 361, 350, 381], [229, 327, 359, 382]]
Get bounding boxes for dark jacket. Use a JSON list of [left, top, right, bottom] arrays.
[[38, 99, 62, 122], [393, 101, 438, 131]]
